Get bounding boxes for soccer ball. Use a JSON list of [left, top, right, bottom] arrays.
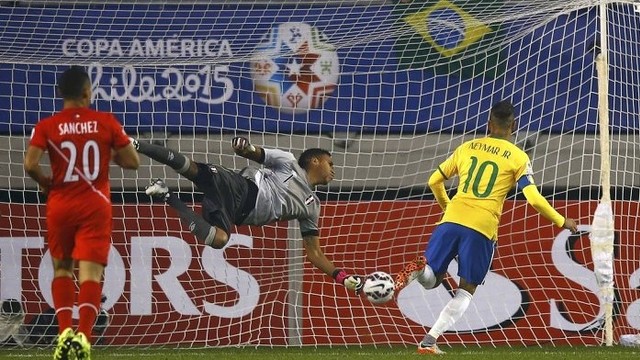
[[362, 271, 395, 305]]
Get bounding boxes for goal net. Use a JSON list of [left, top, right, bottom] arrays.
[[1, 0, 639, 348]]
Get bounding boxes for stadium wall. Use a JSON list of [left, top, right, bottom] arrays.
[[3, 133, 639, 193]]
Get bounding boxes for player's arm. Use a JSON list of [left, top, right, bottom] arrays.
[[303, 234, 362, 293], [519, 176, 578, 232], [428, 168, 451, 211], [112, 141, 140, 169], [429, 149, 458, 211], [23, 145, 52, 195], [231, 136, 265, 164]]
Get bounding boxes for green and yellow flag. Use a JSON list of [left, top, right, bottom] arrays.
[[394, 0, 507, 78]]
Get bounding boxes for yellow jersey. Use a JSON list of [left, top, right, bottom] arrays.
[[436, 137, 533, 240]]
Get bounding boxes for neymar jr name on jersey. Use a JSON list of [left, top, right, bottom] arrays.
[[468, 141, 512, 159]]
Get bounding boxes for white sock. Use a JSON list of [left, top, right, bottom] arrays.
[[417, 264, 437, 289], [428, 288, 473, 339]]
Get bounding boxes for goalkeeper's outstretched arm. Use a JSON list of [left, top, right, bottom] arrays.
[[520, 179, 578, 233], [303, 234, 362, 293]]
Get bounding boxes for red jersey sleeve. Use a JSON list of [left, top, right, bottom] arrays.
[[29, 121, 49, 150], [109, 114, 131, 150]]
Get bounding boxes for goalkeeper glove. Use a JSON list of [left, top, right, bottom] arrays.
[[231, 136, 255, 152], [333, 268, 364, 294]]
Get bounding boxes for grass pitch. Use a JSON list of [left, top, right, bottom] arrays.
[[0, 345, 639, 359]]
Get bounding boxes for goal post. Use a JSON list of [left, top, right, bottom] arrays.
[[1, 0, 639, 349], [589, 2, 614, 346]]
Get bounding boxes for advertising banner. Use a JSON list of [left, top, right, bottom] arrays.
[[1, 200, 639, 346], [3, 3, 639, 135]]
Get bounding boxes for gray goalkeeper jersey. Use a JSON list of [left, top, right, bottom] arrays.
[[239, 148, 320, 236]]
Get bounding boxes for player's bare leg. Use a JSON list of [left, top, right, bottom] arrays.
[[457, 278, 477, 296]]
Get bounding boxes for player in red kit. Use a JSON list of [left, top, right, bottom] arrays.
[[24, 66, 140, 360]]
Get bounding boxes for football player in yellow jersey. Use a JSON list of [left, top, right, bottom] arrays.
[[395, 100, 578, 355]]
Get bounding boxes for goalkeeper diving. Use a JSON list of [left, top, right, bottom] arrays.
[[132, 137, 363, 294]]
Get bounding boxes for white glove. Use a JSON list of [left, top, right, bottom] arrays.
[[333, 269, 364, 294], [129, 137, 140, 151], [231, 136, 255, 152], [344, 275, 363, 293]]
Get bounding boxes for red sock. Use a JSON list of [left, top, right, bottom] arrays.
[[52, 276, 75, 334], [77, 280, 102, 343]]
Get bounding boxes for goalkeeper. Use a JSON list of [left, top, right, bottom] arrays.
[[394, 100, 578, 355], [133, 137, 362, 293]]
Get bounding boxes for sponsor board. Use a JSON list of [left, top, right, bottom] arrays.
[[0, 201, 638, 345]]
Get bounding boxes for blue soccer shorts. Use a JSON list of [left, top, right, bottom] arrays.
[[425, 222, 496, 286]]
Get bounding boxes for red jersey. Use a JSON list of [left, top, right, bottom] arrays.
[[29, 107, 131, 206]]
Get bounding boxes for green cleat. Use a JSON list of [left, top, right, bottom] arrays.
[[70, 332, 91, 360], [53, 328, 75, 360]]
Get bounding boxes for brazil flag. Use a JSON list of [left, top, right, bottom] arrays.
[[394, 0, 507, 78]]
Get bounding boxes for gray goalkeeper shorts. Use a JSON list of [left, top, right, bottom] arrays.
[[193, 163, 257, 235]]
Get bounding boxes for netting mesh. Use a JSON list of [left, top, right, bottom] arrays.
[[0, 0, 639, 348]]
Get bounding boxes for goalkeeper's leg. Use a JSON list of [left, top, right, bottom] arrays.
[[166, 193, 222, 247], [145, 179, 220, 247], [132, 139, 198, 179]]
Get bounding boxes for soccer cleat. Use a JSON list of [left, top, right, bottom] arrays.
[[394, 255, 427, 293], [417, 342, 445, 355], [53, 328, 75, 360], [129, 137, 140, 151], [145, 178, 170, 202], [70, 332, 91, 360]]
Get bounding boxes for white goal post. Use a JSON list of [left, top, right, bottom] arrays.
[[1, 0, 639, 348]]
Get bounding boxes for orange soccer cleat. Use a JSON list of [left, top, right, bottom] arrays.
[[394, 255, 427, 293], [417, 342, 445, 355]]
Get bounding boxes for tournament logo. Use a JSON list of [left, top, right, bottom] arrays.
[[251, 22, 339, 114]]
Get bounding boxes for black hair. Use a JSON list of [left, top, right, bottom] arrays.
[[57, 66, 90, 100], [298, 148, 331, 170], [490, 100, 515, 128]]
